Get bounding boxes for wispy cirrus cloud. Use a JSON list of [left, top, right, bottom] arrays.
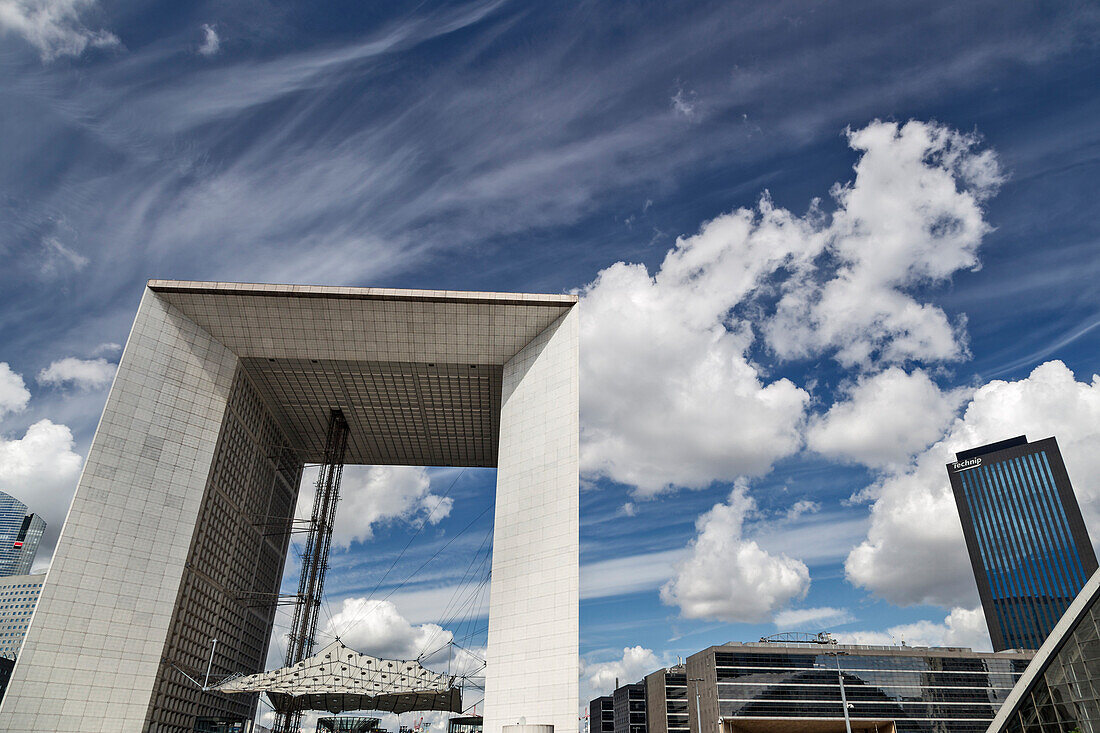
[[0, 0, 118, 61]]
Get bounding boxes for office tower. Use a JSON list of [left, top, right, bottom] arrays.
[[0, 574, 45, 660], [2, 281, 579, 733], [0, 491, 45, 577], [947, 435, 1099, 652]]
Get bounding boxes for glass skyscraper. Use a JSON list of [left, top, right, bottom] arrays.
[[0, 491, 45, 578], [947, 436, 1098, 652]]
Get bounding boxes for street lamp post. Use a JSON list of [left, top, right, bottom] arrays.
[[688, 678, 705, 733], [829, 652, 853, 733]]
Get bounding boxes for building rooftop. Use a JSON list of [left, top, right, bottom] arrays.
[[709, 640, 1034, 659], [955, 435, 1029, 461]]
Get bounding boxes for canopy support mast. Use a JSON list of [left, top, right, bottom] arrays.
[[274, 409, 349, 733]]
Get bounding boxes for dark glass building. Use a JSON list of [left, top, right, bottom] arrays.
[[614, 682, 648, 733], [644, 641, 1033, 733], [592, 683, 648, 733], [947, 436, 1099, 651], [591, 696, 615, 733], [987, 568, 1100, 732]]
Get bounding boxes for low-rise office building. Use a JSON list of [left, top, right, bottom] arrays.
[[0, 573, 43, 660], [614, 682, 648, 733], [591, 684, 648, 733], [644, 640, 1034, 733], [646, 664, 689, 733], [591, 696, 615, 733]]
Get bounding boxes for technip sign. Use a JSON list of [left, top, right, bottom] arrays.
[[951, 457, 982, 473]]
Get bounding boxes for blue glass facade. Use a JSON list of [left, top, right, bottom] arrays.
[[0, 492, 44, 578], [948, 437, 1098, 652]]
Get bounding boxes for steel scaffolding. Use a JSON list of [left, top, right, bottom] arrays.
[[274, 409, 350, 733]]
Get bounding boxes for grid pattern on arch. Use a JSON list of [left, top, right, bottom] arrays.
[[150, 281, 574, 366], [241, 357, 503, 467], [143, 368, 302, 731]]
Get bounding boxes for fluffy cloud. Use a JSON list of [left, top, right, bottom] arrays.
[[296, 465, 453, 550], [661, 485, 810, 622], [0, 0, 119, 60], [579, 119, 999, 496], [198, 23, 219, 56], [773, 606, 854, 629], [838, 607, 989, 651], [583, 646, 661, 699], [0, 419, 84, 565], [578, 206, 812, 496], [785, 499, 821, 521], [807, 368, 968, 468], [0, 364, 31, 418], [764, 121, 1002, 367], [846, 360, 1100, 607], [323, 598, 452, 662], [37, 356, 116, 390]]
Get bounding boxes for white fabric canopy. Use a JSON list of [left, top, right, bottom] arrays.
[[215, 641, 461, 715]]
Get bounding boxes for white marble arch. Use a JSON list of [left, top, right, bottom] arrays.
[[0, 281, 578, 733]]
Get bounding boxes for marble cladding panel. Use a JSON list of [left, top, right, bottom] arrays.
[[485, 308, 580, 733], [0, 290, 239, 733]]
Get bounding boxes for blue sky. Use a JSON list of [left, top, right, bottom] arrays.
[[1, 0, 1100, 717]]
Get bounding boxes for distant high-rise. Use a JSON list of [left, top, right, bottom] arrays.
[[0, 492, 44, 578], [0, 574, 45, 660], [947, 435, 1098, 651]]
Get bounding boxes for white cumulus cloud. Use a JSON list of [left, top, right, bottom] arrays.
[[764, 121, 1002, 367], [323, 598, 451, 662], [578, 119, 999, 497], [846, 360, 1100, 607], [0, 0, 119, 60], [198, 23, 219, 56], [661, 485, 810, 622], [807, 367, 968, 468], [583, 645, 661, 699], [0, 419, 84, 566], [37, 356, 117, 390], [578, 205, 812, 496], [837, 607, 989, 651], [785, 499, 821, 521], [0, 364, 31, 418], [296, 465, 453, 550], [773, 606, 854, 630]]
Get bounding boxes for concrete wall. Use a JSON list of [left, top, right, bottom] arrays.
[[484, 309, 579, 733], [0, 290, 239, 732]]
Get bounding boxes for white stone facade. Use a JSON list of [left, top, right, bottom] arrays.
[[0, 282, 579, 733], [485, 309, 579, 733]]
